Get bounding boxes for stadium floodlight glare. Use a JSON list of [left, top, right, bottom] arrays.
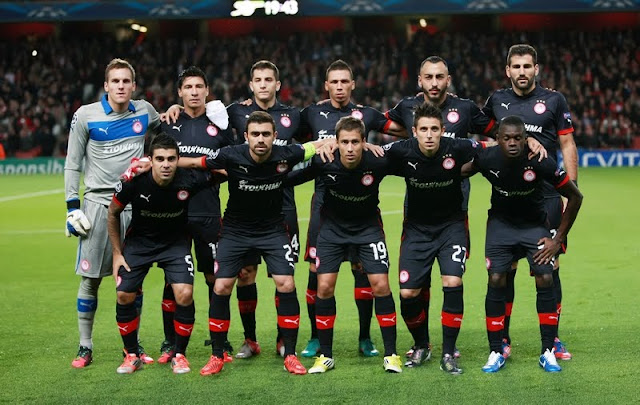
[[131, 23, 140, 31], [419, 18, 427, 27], [139, 26, 148, 33], [32, 50, 38, 57]]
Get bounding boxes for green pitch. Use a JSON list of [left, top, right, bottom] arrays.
[[0, 168, 638, 404]]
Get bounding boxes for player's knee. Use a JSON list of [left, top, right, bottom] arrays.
[[79, 276, 102, 296], [535, 273, 553, 288], [213, 278, 235, 296], [442, 275, 462, 288], [117, 291, 136, 305], [274, 276, 295, 293], [400, 288, 421, 299], [173, 285, 194, 306], [488, 272, 506, 288], [368, 275, 390, 296], [317, 280, 335, 298]]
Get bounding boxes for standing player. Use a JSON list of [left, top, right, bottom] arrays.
[[108, 134, 214, 374], [288, 117, 401, 374], [385, 103, 486, 374], [175, 111, 327, 376], [462, 116, 582, 373], [226, 60, 306, 358], [159, 66, 235, 364], [64, 58, 161, 368], [482, 44, 578, 360], [298, 59, 403, 358]]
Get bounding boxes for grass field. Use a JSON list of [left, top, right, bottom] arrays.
[[1, 167, 639, 404]]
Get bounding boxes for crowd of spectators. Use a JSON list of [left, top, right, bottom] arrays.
[[0, 27, 638, 158]]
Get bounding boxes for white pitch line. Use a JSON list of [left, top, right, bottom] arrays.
[[0, 188, 64, 203]]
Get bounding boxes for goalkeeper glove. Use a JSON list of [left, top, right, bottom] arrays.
[[65, 199, 91, 237]]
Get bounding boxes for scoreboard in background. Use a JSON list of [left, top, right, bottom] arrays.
[[231, 0, 299, 17]]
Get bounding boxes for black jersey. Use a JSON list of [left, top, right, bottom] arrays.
[[483, 86, 574, 197], [385, 94, 494, 139], [203, 143, 306, 235], [227, 100, 303, 212], [287, 150, 390, 233], [162, 112, 233, 218], [385, 137, 480, 224], [113, 169, 211, 244], [473, 146, 569, 226]]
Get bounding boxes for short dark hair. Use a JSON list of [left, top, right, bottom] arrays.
[[507, 44, 537, 66], [335, 116, 366, 139], [413, 102, 443, 128], [419, 55, 448, 71], [105, 58, 135, 82], [326, 59, 353, 80], [251, 60, 279, 81], [499, 115, 526, 134], [177, 66, 208, 88], [149, 132, 179, 156], [245, 111, 276, 133]]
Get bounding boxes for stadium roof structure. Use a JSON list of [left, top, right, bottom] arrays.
[[0, 0, 638, 22]]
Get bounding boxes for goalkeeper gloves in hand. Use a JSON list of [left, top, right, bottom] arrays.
[[65, 200, 91, 237]]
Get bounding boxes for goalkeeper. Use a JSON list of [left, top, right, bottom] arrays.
[[64, 58, 162, 368]]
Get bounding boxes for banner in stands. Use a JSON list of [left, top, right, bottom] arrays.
[[0, 158, 66, 175], [0, 0, 637, 21], [569, 149, 640, 168]]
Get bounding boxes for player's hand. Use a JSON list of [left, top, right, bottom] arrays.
[[533, 237, 560, 265], [120, 157, 151, 181], [112, 253, 130, 280], [240, 98, 253, 106], [163, 104, 183, 124], [65, 208, 91, 237], [527, 138, 548, 162], [318, 141, 336, 163], [364, 142, 385, 157]]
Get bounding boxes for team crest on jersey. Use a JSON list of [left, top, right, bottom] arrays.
[[447, 110, 460, 123], [523, 169, 536, 182], [399, 270, 409, 283], [280, 115, 292, 128], [534, 102, 546, 115], [309, 247, 317, 259], [207, 125, 218, 136], [132, 120, 143, 134], [214, 261, 219, 274], [177, 190, 189, 200], [485, 257, 491, 269], [115, 181, 123, 192], [276, 161, 288, 173], [80, 259, 91, 273], [351, 110, 364, 120], [361, 173, 374, 186], [442, 157, 456, 170]]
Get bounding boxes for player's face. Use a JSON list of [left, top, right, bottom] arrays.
[[325, 69, 355, 106], [178, 76, 209, 110], [498, 124, 526, 158], [413, 116, 443, 156], [245, 122, 276, 160], [249, 68, 280, 104], [103, 68, 136, 106], [151, 148, 179, 185], [506, 54, 538, 95], [337, 129, 364, 167], [418, 62, 450, 104]]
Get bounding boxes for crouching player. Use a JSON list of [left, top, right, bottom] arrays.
[[107, 133, 218, 374]]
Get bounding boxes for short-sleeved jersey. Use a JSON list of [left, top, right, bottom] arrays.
[[113, 169, 211, 245], [483, 86, 574, 197], [473, 146, 570, 226], [385, 94, 494, 139], [227, 100, 304, 212], [162, 111, 233, 218], [65, 94, 161, 206], [385, 137, 480, 224], [287, 150, 390, 233], [203, 143, 306, 235]]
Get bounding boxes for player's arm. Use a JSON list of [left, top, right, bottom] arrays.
[[107, 195, 130, 279], [285, 157, 319, 187], [64, 108, 92, 237], [461, 160, 479, 178], [559, 131, 578, 184]]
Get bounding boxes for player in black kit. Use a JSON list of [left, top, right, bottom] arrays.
[[298, 60, 404, 358], [108, 134, 217, 375], [176, 111, 328, 376], [158, 66, 236, 364], [286, 116, 401, 374], [385, 102, 488, 374], [462, 116, 582, 373], [482, 44, 579, 360], [226, 61, 306, 359]]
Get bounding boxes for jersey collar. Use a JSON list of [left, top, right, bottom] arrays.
[[101, 94, 136, 114]]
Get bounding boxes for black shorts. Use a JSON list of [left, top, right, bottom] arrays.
[[544, 196, 567, 256], [215, 228, 296, 279], [398, 220, 467, 290], [187, 216, 221, 274], [485, 216, 554, 276], [315, 218, 389, 275], [243, 209, 300, 268], [117, 240, 195, 292]]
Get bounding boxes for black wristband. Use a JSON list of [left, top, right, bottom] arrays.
[[66, 199, 81, 210]]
